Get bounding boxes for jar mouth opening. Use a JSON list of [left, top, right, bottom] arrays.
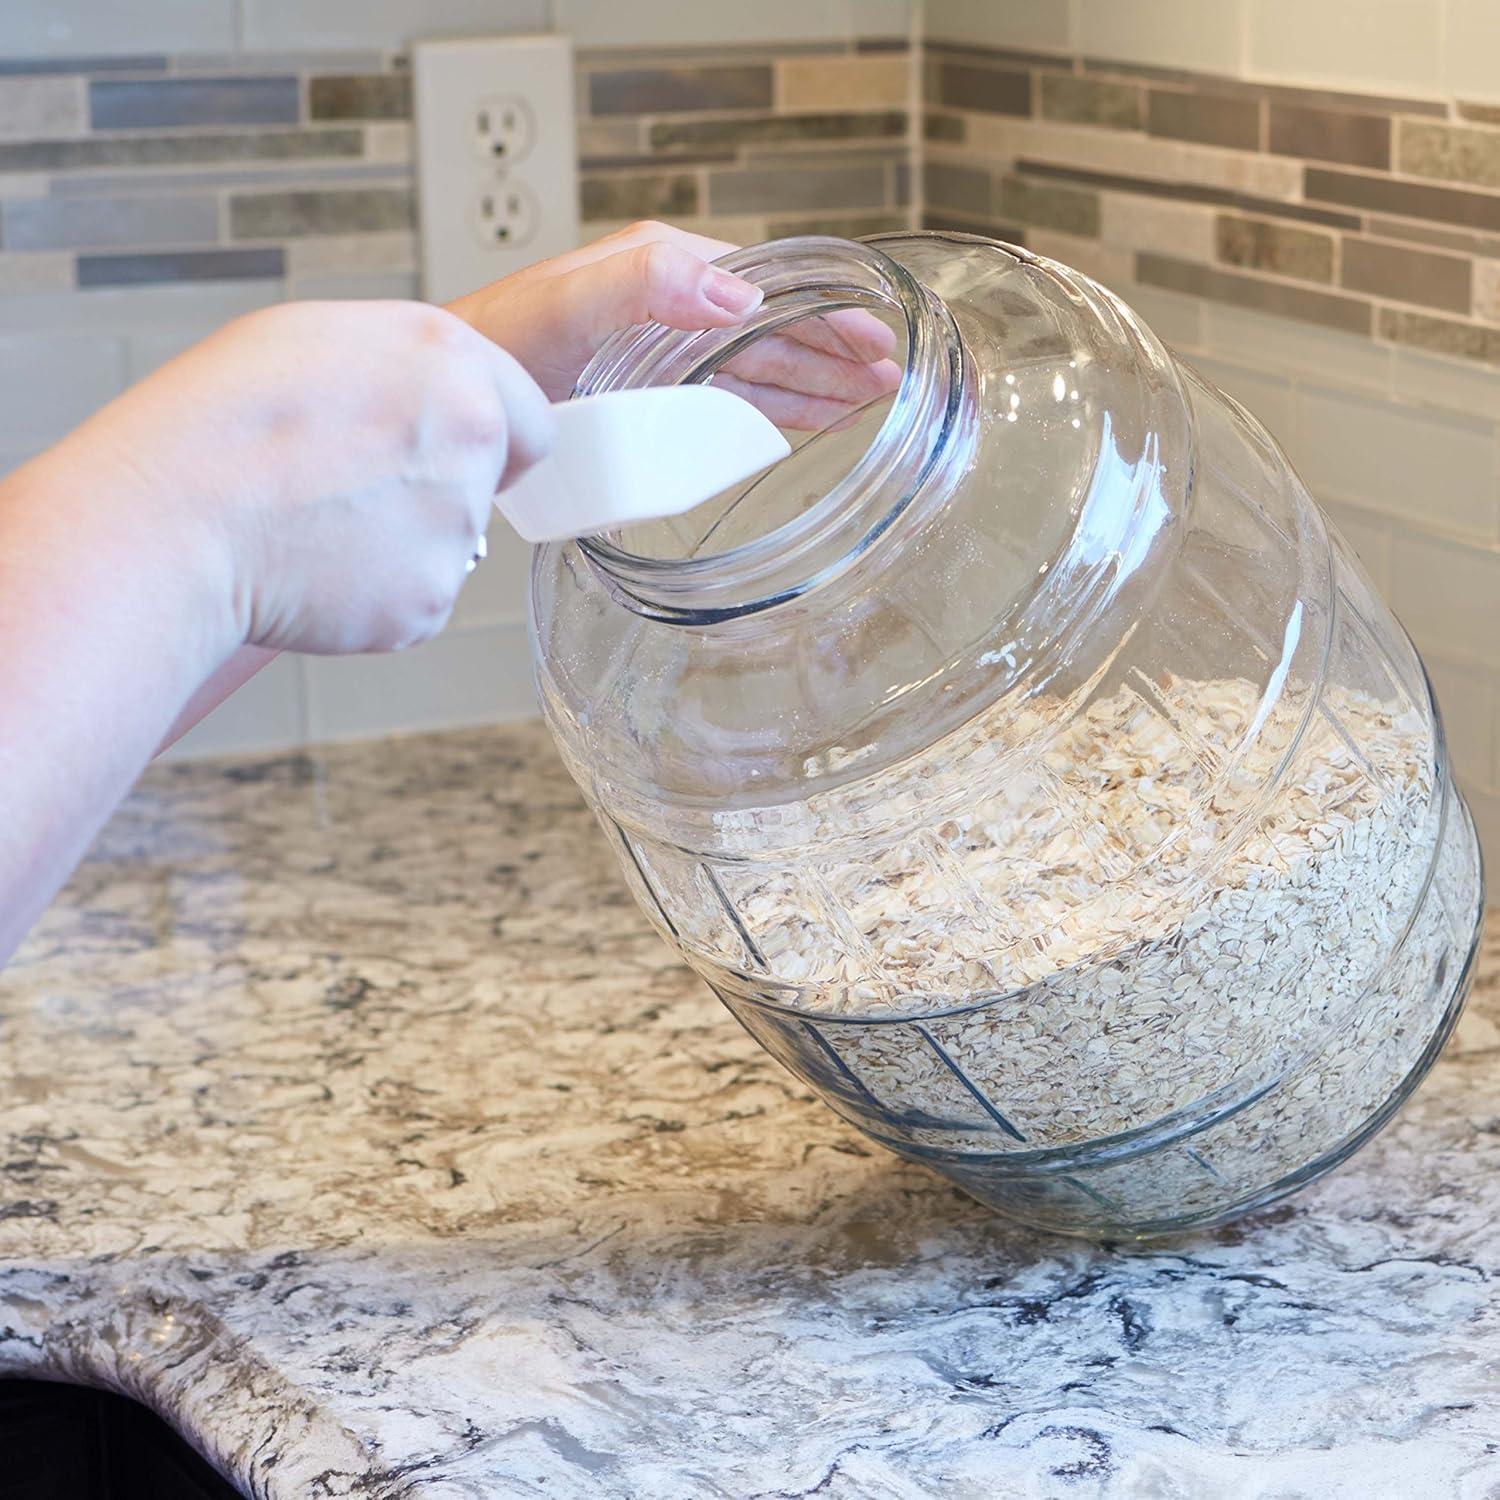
[[573, 236, 974, 624]]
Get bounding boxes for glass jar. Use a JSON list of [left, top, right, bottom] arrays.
[[530, 233, 1484, 1240]]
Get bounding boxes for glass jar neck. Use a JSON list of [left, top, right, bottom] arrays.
[[573, 236, 976, 625]]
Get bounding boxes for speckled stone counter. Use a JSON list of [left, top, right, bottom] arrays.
[[3, 723, 1499, 1499]]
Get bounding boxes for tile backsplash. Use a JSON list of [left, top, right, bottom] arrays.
[[924, 0, 1500, 855], [3, 0, 1500, 869], [0, 4, 916, 762]]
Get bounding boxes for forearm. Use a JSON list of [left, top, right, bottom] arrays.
[[0, 443, 237, 964]]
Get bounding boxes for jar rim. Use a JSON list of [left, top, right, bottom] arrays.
[[572, 234, 978, 624]]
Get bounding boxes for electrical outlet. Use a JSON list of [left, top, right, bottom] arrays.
[[473, 180, 539, 248], [474, 96, 534, 165], [413, 34, 579, 305]]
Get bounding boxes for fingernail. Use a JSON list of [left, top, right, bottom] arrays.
[[704, 269, 763, 317]]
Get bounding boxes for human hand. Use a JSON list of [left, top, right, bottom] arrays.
[[70, 299, 553, 657], [446, 220, 903, 430]]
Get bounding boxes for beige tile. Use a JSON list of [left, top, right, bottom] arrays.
[[1077, 0, 1245, 74], [1390, 529, 1500, 667], [1422, 652, 1496, 791], [0, 78, 84, 142], [961, 117, 1300, 199], [1398, 119, 1500, 190], [0, 251, 72, 295], [1475, 260, 1500, 326], [1341, 237, 1472, 314], [1249, 0, 1442, 94], [1201, 300, 1394, 389], [1290, 386, 1498, 541], [777, 54, 909, 111], [1319, 497, 1393, 594], [1024, 229, 1132, 290], [1379, 307, 1500, 365], [1216, 215, 1335, 282], [1446, 0, 1500, 108], [286, 231, 417, 279], [1100, 193, 1216, 262], [304, 621, 536, 740], [363, 122, 412, 163], [924, 0, 1072, 50]]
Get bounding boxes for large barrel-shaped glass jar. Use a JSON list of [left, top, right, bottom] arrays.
[[530, 233, 1483, 1239]]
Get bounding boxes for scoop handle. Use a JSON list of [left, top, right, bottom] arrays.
[[495, 386, 792, 545]]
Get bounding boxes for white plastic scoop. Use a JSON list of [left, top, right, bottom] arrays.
[[496, 385, 793, 545]]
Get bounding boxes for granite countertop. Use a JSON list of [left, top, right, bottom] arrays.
[[3, 722, 1499, 1499]]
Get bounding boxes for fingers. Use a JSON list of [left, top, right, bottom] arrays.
[[711, 372, 885, 433], [723, 335, 901, 404], [562, 238, 763, 340], [783, 308, 899, 364]]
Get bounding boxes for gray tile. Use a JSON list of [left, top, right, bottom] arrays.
[[1259, 81, 1446, 117], [0, 55, 169, 75], [309, 74, 411, 121], [589, 65, 772, 116], [229, 187, 413, 239], [52, 161, 410, 194], [291, 269, 420, 299], [892, 161, 911, 207], [933, 61, 1030, 115], [580, 171, 698, 221], [1379, 307, 1500, 365], [1137, 251, 1373, 335], [769, 210, 909, 237], [1398, 119, 1500, 191], [925, 160, 990, 213], [90, 76, 299, 129], [648, 111, 906, 151], [925, 42, 1067, 67], [708, 164, 888, 214], [0, 127, 363, 172], [1215, 214, 1334, 282], [1039, 72, 1144, 130], [923, 111, 965, 143], [1267, 104, 1390, 170], [77, 247, 285, 286], [1016, 158, 1361, 229], [1341, 237, 1471, 314], [922, 208, 1024, 241], [1146, 88, 1259, 150], [1305, 166, 1500, 233], [995, 173, 1100, 237], [1366, 216, 1500, 260], [2, 192, 218, 251]]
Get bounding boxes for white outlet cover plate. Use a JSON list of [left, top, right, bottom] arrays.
[[413, 34, 580, 304]]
